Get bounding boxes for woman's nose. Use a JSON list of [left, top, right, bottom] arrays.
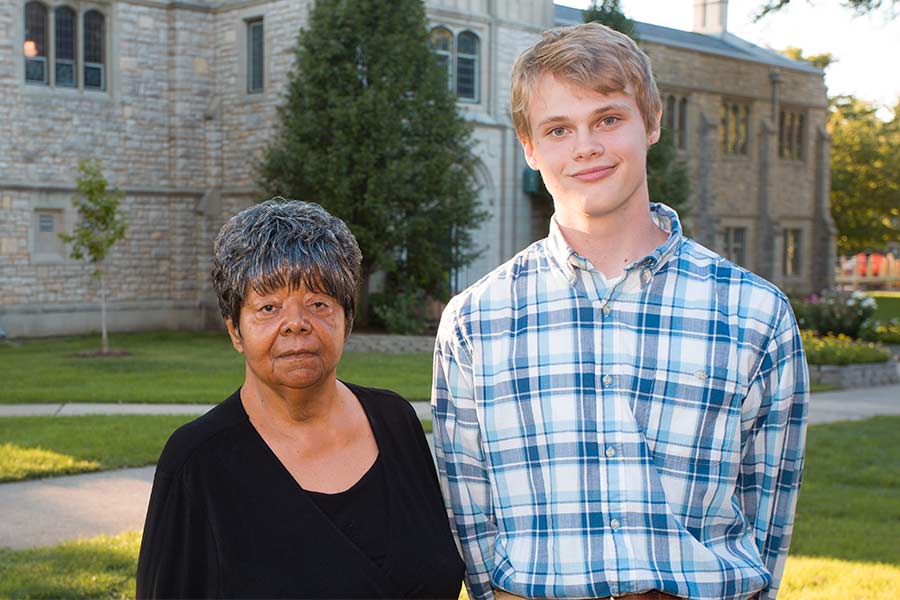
[[280, 304, 311, 335]]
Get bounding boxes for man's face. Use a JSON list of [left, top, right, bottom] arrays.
[[520, 73, 660, 228]]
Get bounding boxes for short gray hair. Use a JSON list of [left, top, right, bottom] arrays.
[[211, 198, 362, 337]]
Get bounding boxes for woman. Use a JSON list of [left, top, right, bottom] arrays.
[[136, 199, 463, 598]]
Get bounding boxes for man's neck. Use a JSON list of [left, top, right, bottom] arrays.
[[554, 203, 668, 278]]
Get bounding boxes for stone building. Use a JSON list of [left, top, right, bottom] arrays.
[[0, 0, 833, 338]]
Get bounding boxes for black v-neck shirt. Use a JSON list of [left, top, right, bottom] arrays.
[[136, 383, 464, 599]]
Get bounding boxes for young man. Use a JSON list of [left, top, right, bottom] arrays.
[[432, 23, 808, 600]]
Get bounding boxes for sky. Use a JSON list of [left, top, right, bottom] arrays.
[[556, 0, 900, 118]]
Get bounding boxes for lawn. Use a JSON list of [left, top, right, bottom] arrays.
[[870, 291, 900, 322], [0, 414, 433, 482], [0, 331, 434, 404], [0, 415, 194, 482], [1, 417, 897, 598]]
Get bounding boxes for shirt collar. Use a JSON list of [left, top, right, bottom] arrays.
[[546, 203, 684, 285]]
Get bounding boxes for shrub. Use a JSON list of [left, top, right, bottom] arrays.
[[801, 330, 893, 365], [860, 319, 900, 345], [791, 290, 877, 339], [371, 288, 428, 335]]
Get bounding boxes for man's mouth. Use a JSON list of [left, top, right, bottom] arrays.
[[571, 165, 616, 182]]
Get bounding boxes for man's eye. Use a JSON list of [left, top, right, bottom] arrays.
[[549, 127, 567, 137], [601, 116, 619, 126]]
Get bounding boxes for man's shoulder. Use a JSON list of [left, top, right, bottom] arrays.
[[444, 237, 555, 315], [675, 237, 791, 314]]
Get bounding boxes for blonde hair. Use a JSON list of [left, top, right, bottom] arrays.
[[510, 22, 661, 142]]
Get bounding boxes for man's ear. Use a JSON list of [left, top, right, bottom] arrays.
[[225, 318, 244, 354], [648, 109, 662, 146], [520, 135, 539, 171]]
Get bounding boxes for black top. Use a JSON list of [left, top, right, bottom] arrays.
[[306, 456, 388, 569], [136, 383, 464, 599]]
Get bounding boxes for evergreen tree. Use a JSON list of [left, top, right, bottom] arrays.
[[583, 0, 637, 40], [260, 0, 483, 329], [583, 0, 691, 215]]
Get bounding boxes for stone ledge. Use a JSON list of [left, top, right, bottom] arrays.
[[344, 333, 435, 354], [809, 361, 900, 389]]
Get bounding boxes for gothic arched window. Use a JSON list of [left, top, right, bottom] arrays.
[[24, 1, 49, 84], [430, 27, 453, 91], [84, 9, 106, 90], [55, 6, 77, 87], [456, 31, 479, 101]]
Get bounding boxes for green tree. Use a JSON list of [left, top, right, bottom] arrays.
[[778, 46, 836, 70], [59, 160, 128, 354], [646, 128, 690, 215], [259, 0, 483, 331], [755, 0, 897, 20], [829, 96, 900, 253], [583, 0, 636, 40], [582, 0, 691, 215]]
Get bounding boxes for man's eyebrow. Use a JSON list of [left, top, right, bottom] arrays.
[[535, 103, 634, 129]]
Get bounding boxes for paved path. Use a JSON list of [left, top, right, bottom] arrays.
[[1, 387, 897, 550]]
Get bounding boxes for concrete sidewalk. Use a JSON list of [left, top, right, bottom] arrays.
[[0, 401, 434, 421], [1, 386, 897, 550]]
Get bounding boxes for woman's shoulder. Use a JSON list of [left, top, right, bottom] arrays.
[[343, 381, 420, 425], [156, 389, 247, 476]]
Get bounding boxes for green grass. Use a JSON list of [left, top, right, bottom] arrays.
[[0, 415, 194, 482], [0, 331, 434, 404], [789, 416, 900, 565], [1, 414, 432, 482], [870, 291, 900, 322], [1, 418, 898, 598], [0, 531, 139, 599]]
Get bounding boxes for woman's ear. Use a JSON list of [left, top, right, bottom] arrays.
[[225, 318, 244, 354]]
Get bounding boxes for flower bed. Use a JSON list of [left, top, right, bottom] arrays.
[[801, 331, 898, 388]]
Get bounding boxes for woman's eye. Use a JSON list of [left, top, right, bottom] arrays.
[[260, 304, 275, 312]]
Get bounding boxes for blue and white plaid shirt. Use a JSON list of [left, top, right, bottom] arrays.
[[432, 204, 808, 600]]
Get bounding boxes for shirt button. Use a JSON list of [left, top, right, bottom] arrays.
[[602, 305, 611, 317], [695, 370, 708, 381], [602, 374, 612, 387], [610, 518, 620, 530], [605, 446, 616, 458]]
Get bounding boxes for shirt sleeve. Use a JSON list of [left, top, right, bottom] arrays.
[[738, 300, 809, 600], [136, 463, 219, 598], [432, 309, 498, 600]]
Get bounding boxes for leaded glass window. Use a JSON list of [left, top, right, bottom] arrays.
[[456, 31, 478, 101], [55, 6, 77, 87], [84, 10, 105, 90], [24, 1, 48, 84]]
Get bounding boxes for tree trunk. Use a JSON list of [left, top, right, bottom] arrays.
[[100, 267, 109, 354]]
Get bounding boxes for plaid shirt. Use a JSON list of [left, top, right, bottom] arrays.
[[432, 204, 808, 600]]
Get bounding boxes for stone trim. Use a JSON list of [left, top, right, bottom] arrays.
[[344, 333, 436, 355], [809, 361, 900, 389]]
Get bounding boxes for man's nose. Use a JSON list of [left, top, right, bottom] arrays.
[[573, 129, 604, 160]]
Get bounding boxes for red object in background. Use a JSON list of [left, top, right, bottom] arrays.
[[856, 253, 867, 275], [855, 253, 885, 276]]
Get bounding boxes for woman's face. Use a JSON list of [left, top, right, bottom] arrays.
[[226, 282, 346, 393]]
